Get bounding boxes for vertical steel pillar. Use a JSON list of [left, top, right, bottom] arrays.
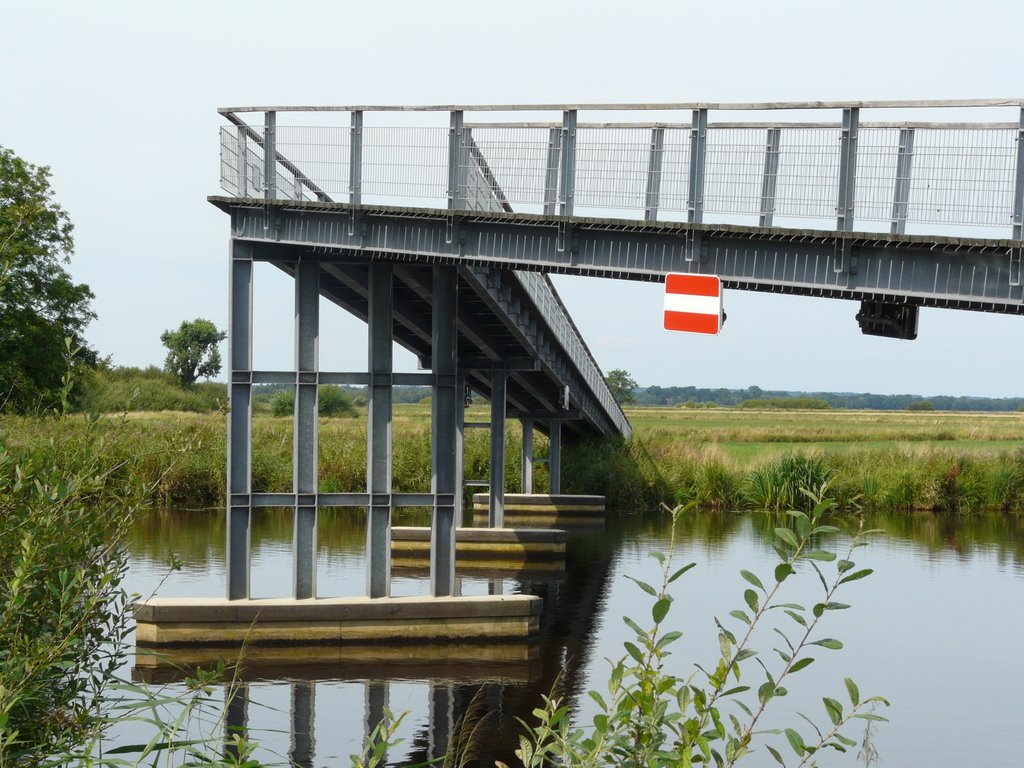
[[543, 127, 562, 216], [686, 108, 708, 261], [430, 266, 458, 597], [759, 128, 781, 227], [289, 682, 315, 768], [366, 263, 393, 598], [227, 240, 253, 601], [837, 107, 860, 233], [557, 110, 577, 252], [350, 111, 363, 206], [489, 370, 506, 527], [263, 111, 277, 201], [293, 259, 319, 599], [520, 418, 534, 493], [548, 421, 562, 495], [890, 128, 915, 236], [455, 370, 466, 526], [644, 126, 665, 221], [1012, 108, 1024, 242]]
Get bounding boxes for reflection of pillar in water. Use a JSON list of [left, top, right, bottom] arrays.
[[364, 681, 390, 761], [224, 682, 248, 760], [428, 682, 455, 761], [489, 577, 504, 596], [290, 682, 316, 768]]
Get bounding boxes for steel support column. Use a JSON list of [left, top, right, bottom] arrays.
[[448, 110, 465, 212], [644, 127, 665, 221], [520, 418, 534, 493], [548, 420, 562, 495], [293, 259, 319, 599], [428, 683, 455, 762], [263, 111, 276, 200], [364, 682, 388, 764], [430, 265, 458, 597], [367, 263, 393, 598], [890, 128, 915, 235], [224, 683, 248, 761], [759, 128, 781, 227], [489, 369, 506, 527], [558, 110, 577, 252], [837, 107, 860, 233], [227, 241, 253, 600], [350, 110, 363, 206]]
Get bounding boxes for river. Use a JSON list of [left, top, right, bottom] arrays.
[[122, 508, 1024, 766]]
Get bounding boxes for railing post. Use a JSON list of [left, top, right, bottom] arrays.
[[558, 110, 577, 252], [366, 263, 393, 598], [293, 258, 319, 600], [350, 110, 363, 206], [890, 128, 915, 236], [430, 265, 459, 597], [237, 127, 249, 197], [837, 107, 860, 233], [263, 111, 277, 201], [227, 240, 253, 601], [447, 110, 465, 211], [543, 127, 562, 216], [644, 126, 665, 221], [759, 128, 781, 227], [686, 108, 708, 261], [489, 369, 506, 528], [520, 418, 534, 493], [1013, 108, 1024, 242]]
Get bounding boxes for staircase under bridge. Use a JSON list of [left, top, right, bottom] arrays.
[[206, 99, 1024, 605]]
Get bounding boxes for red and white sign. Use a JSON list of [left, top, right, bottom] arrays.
[[663, 273, 723, 335]]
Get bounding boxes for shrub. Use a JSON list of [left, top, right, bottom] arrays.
[[270, 386, 358, 418]]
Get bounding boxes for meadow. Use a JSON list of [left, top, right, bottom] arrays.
[[3, 404, 1024, 513]]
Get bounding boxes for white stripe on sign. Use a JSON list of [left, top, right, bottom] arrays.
[[663, 293, 721, 316]]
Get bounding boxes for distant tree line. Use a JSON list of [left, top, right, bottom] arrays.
[[633, 384, 1024, 412]]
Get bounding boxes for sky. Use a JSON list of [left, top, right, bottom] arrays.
[[3, 0, 1024, 398]]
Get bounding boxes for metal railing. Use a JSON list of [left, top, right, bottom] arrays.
[[220, 100, 1024, 239]]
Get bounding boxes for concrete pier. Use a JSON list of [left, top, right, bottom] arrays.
[[472, 493, 605, 526], [391, 526, 566, 571], [135, 594, 541, 658]]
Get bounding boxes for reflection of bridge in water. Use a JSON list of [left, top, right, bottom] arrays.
[[212, 98, 1024, 602]]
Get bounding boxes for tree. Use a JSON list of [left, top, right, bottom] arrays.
[[160, 319, 226, 389], [605, 368, 638, 405], [0, 146, 96, 411]]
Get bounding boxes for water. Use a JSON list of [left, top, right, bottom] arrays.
[[123, 509, 1024, 766]]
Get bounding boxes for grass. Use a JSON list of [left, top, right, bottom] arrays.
[[3, 405, 1024, 513]]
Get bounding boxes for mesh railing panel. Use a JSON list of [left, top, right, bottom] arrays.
[[774, 127, 841, 221], [657, 128, 693, 214], [275, 126, 350, 199], [361, 127, 447, 203], [574, 128, 650, 211], [704, 128, 765, 216], [460, 127, 553, 207]]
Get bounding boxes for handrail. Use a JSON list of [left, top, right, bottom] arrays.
[[219, 98, 1024, 114]]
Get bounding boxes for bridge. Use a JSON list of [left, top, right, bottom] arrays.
[[206, 99, 1024, 604], [138, 99, 1024, 649]]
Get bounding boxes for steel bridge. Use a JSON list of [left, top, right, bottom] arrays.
[[213, 99, 1024, 602]]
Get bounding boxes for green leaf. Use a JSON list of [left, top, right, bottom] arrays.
[[836, 733, 858, 747], [784, 609, 806, 627], [803, 550, 836, 562], [744, 588, 759, 613], [668, 562, 697, 583], [784, 728, 805, 756], [775, 563, 795, 583], [625, 575, 658, 596], [657, 630, 684, 651], [623, 641, 644, 662], [722, 685, 750, 697], [623, 616, 645, 636], [650, 550, 665, 565], [811, 638, 844, 650], [837, 559, 855, 573], [653, 597, 672, 624], [740, 569, 764, 591], [839, 568, 874, 585], [729, 609, 751, 625], [823, 697, 843, 726], [766, 744, 787, 766], [789, 656, 815, 673], [812, 525, 841, 534], [775, 527, 799, 548], [758, 681, 775, 705], [734, 648, 757, 662], [844, 677, 860, 706]]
